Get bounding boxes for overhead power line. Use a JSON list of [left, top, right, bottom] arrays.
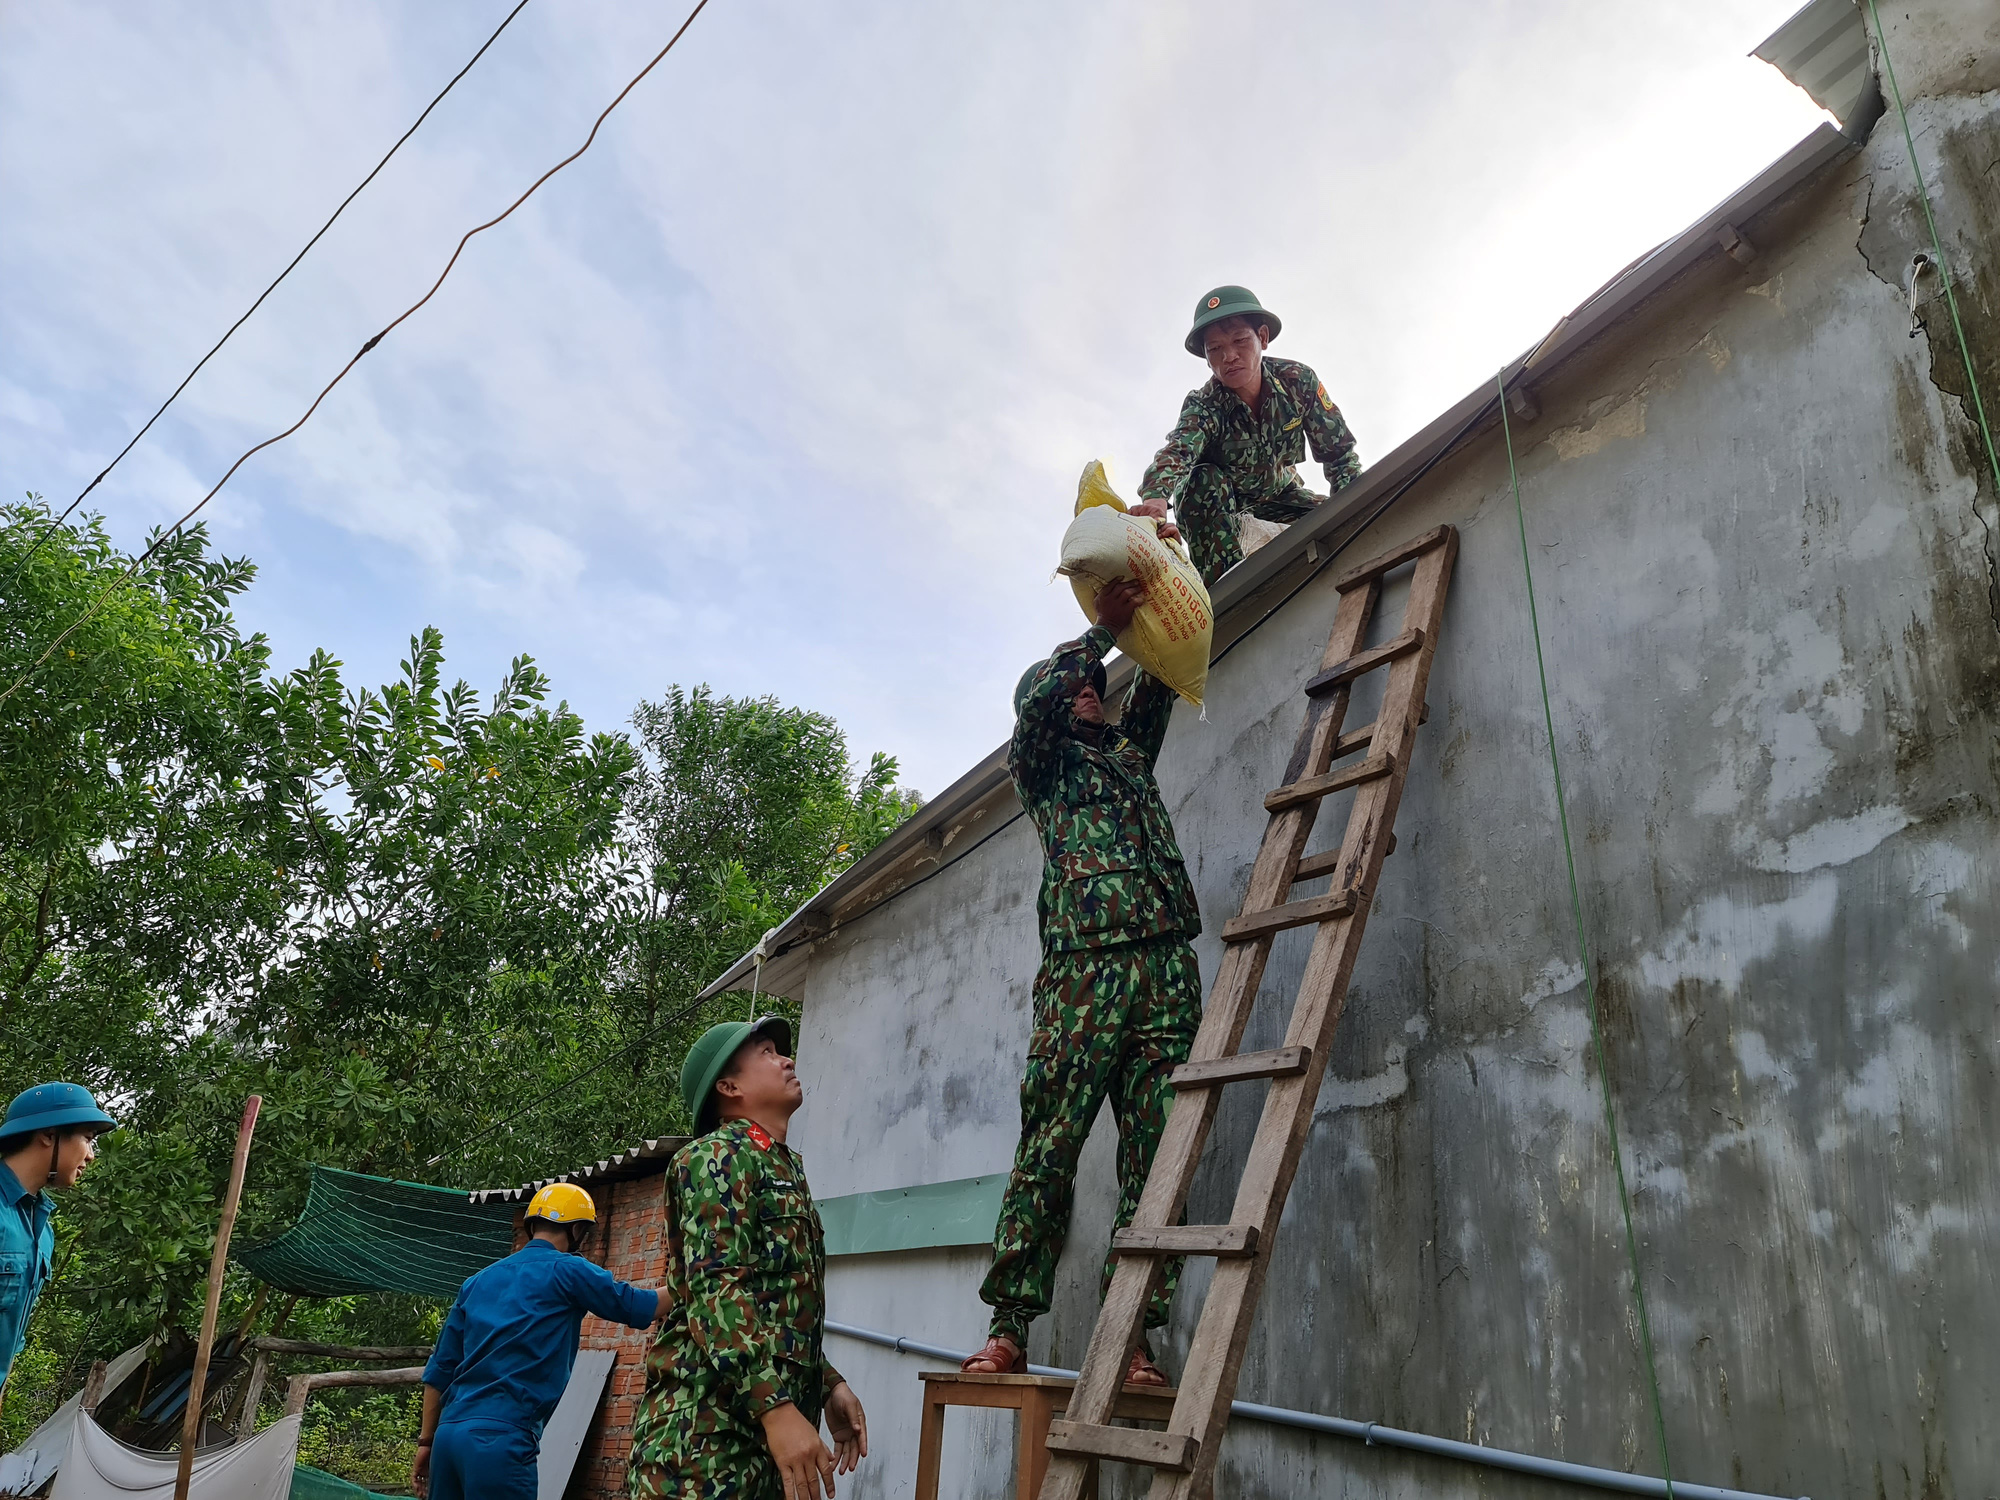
[[423, 988, 719, 1171], [3, 0, 535, 593], [0, 0, 713, 713]]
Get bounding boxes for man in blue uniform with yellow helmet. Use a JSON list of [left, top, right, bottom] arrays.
[[0, 1082, 118, 1407], [414, 1181, 665, 1500]]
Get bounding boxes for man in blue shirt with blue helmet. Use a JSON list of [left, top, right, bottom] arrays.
[[415, 1181, 665, 1500], [0, 1082, 118, 1408]]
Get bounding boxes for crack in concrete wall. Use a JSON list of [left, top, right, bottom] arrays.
[[1854, 89, 2000, 640]]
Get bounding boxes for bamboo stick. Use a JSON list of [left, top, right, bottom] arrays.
[[174, 1095, 260, 1499]]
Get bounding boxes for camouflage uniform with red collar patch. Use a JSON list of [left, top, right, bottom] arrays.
[[627, 1119, 842, 1499], [1139, 354, 1361, 584]]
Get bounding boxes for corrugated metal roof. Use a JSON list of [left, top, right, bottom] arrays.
[[468, 1135, 690, 1205], [1754, 0, 1878, 130]]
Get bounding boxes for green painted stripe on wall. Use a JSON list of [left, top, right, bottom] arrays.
[[817, 1174, 1006, 1256]]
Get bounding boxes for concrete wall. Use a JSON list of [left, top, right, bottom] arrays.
[[786, 72, 2000, 1500]]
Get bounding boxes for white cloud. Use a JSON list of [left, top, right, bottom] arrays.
[[1, 0, 1829, 791]]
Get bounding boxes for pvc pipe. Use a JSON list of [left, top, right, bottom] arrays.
[[824, 1321, 1806, 1500]]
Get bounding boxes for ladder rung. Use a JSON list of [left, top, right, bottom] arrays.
[[1294, 836, 1394, 884], [1303, 632, 1423, 697], [1334, 702, 1429, 757], [1332, 524, 1455, 592], [1265, 753, 1395, 813], [1045, 1420, 1198, 1472], [1171, 1047, 1310, 1089], [1221, 889, 1355, 943], [1111, 1224, 1259, 1258]]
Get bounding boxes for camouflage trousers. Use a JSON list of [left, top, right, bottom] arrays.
[[981, 933, 1203, 1344], [626, 1390, 823, 1499], [1175, 465, 1321, 585]]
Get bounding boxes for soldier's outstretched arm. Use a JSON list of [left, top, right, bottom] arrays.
[[554, 1254, 666, 1329], [1123, 670, 1176, 765], [674, 1137, 798, 1417], [1296, 362, 1362, 492], [1138, 391, 1221, 509]]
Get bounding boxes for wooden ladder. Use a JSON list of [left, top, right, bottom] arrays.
[[1037, 524, 1460, 1499]]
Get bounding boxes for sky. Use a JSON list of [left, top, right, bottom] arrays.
[[0, 0, 1828, 798]]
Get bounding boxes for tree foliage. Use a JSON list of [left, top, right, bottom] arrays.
[[0, 498, 921, 1456]]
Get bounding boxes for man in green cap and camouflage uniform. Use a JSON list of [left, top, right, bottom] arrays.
[[1134, 285, 1362, 586], [627, 1015, 867, 1500], [961, 578, 1202, 1387]]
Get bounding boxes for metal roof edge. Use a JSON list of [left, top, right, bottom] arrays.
[[467, 1135, 690, 1203], [697, 122, 1858, 1004]]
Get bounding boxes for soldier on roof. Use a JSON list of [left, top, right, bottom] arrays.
[[960, 578, 1202, 1388], [1134, 285, 1362, 585]]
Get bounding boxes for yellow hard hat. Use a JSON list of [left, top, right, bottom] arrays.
[[525, 1182, 596, 1225]]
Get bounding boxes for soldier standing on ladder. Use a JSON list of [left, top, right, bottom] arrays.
[[961, 577, 1202, 1388], [1134, 285, 1362, 586]]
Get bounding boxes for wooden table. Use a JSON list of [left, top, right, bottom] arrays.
[[914, 1371, 1179, 1500]]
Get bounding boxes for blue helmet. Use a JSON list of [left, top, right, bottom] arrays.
[[0, 1083, 117, 1142]]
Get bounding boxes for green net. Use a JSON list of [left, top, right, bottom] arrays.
[[289, 1463, 402, 1500], [235, 1166, 517, 1299]]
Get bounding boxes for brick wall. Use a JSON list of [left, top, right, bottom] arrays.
[[565, 1169, 669, 1500]]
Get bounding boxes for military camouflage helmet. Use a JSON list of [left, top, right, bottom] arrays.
[[1186, 285, 1281, 357], [1014, 658, 1106, 715]]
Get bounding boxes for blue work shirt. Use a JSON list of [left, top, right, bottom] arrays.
[[0, 1163, 55, 1386], [424, 1239, 656, 1437]]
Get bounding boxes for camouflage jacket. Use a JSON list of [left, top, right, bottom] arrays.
[[1138, 355, 1360, 506], [1010, 625, 1201, 953], [637, 1119, 843, 1429]]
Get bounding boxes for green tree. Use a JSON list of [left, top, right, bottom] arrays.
[[604, 687, 918, 1111], [0, 502, 921, 1466]]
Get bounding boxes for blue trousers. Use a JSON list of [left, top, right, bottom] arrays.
[[431, 1419, 539, 1500]]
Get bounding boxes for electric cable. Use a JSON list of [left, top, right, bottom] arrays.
[[422, 985, 717, 1170], [0, 0, 713, 713], [1497, 368, 1675, 1496], [2, 0, 535, 593]]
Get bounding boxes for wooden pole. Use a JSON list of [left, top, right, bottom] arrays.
[[174, 1095, 260, 1500]]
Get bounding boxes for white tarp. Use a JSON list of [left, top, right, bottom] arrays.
[[0, 1341, 154, 1496], [50, 1413, 301, 1500]]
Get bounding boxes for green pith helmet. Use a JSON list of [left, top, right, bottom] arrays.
[[681, 1016, 793, 1134], [1185, 285, 1281, 357], [1014, 658, 1105, 715]]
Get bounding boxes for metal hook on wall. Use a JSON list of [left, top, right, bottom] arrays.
[[1907, 250, 1939, 339]]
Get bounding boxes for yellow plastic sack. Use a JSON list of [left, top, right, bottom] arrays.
[[1056, 460, 1213, 707]]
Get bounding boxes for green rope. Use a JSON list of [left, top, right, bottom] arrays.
[[1865, 0, 2000, 504], [1497, 373, 1674, 1497]]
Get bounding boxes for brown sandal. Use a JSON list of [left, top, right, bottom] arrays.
[[961, 1334, 1026, 1375], [1125, 1346, 1169, 1387]]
